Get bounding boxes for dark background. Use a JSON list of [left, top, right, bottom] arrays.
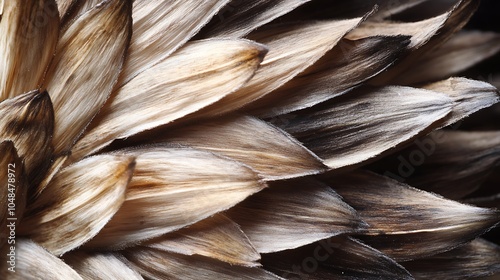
[[466, 0, 500, 32]]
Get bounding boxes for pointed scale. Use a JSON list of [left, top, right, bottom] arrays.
[[249, 35, 411, 118], [424, 78, 500, 128], [20, 155, 135, 256], [189, 18, 366, 119], [227, 178, 366, 253], [120, 0, 233, 84], [44, 0, 132, 155], [276, 86, 453, 170], [145, 214, 260, 267], [368, 0, 480, 85], [154, 115, 327, 181], [71, 39, 266, 161], [326, 171, 500, 261], [87, 146, 266, 249]]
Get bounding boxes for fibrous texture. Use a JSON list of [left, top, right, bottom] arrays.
[[1, 0, 500, 279]]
